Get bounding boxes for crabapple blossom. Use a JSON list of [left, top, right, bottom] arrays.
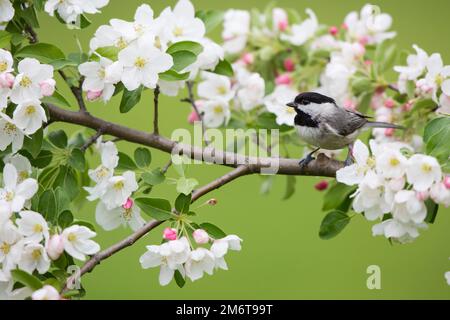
[[0, 114, 24, 153], [193, 229, 209, 244], [13, 100, 47, 135], [185, 248, 215, 281], [0, 49, 13, 75], [198, 99, 231, 128], [0, 0, 14, 25], [99, 171, 139, 210], [0, 220, 22, 274], [394, 45, 429, 86], [198, 72, 234, 102], [222, 10, 250, 54], [46, 234, 65, 261], [45, 0, 109, 24], [0, 164, 38, 216], [273, 8, 288, 32], [3, 154, 31, 183], [429, 182, 450, 207], [31, 285, 60, 300], [118, 38, 173, 91], [372, 219, 427, 243], [392, 190, 427, 224], [16, 211, 49, 243], [406, 154, 442, 192], [61, 225, 100, 261], [0, 280, 31, 300], [263, 85, 297, 126], [235, 70, 265, 111], [375, 148, 407, 179], [336, 140, 374, 186], [95, 200, 145, 232], [18, 243, 50, 274], [10, 58, 54, 104], [281, 9, 318, 46]]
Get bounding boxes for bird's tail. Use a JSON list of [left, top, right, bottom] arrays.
[[364, 121, 405, 130]]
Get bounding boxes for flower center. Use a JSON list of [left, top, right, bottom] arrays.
[[96, 166, 110, 179], [286, 107, 295, 114], [116, 37, 128, 50], [367, 157, 376, 168], [32, 248, 42, 260], [20, 76, 32, 88], [25, 105, 36, 115], [67, 233, 77, 242], [389, 158, 400, 166], [98, 68, 106, 80], [173, 26, 184, 37], [0, 61, 7, 72], [213, 105, 223, 114], [18, 171, 29, 181], [5, 191, 14, 202], [114, 180, 125, 190], [34, 224, 43, 233], [421, 163, 432, 173], [134, 57, 147, 69], [122, 208, 132, 221], [0, 242, 10, 254], [3, 122, 17, 134], [217, 86, 227, 95], [154, 37, 162, 49], [436, 74, 443, 86]]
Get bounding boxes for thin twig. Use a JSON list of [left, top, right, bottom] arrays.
[[184, 81, 211, 145], [80, 129, 103, 152], [161, 159, 172, 174], [153, 85, 160, 134], [59, 70, 87, 113]]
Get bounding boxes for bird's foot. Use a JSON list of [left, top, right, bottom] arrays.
[[344, 157, 354, 167], [299, 154, 315, 169]]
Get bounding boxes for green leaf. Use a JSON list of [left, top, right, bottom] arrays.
[[174, 270, 186, 288], [22, 128, 43, 158], [117, 152, 138, 170], [120, 87, 143, 113], [425, 199, 439, 224], [170, 50, 197, 72], [49, 59, 78, 70], [196, 10, 224, 33], [15, 43, 65, 64], [134, 148, 152, 168], [58, 210, 74, 228], [135, 198, 173, 221], [175, 193, 191, 213], [375, 40, 397, 74], [11, 270, 43, 291], [282, 176, 296, 200], [55, 187, 70, 214], [68, 148, 86, 171], [322, 183, 357, 211], [255, 112, 292, 132], [351, 77, 374, 96], [29, 150, 53, 168], [94, 46, 120, 61], [39, 189, 57, 222], [423, 117, 450, 163], [48, 130, 68, 148], [68, 52, 89, 65], [42, 90, 72, 109], [412, 98, 437, 113], [159, 70, 190, 81], [53, 166, 79, 201], [79, 14, 92, 29], [0, 31, 12, 48], [319, 211, 351, 240], [167, 41, 203, 55], [142, 168, 166, 186], [176, 177, 199, 195], [212, 59, 234, 77], [200, 222, 226, 239]]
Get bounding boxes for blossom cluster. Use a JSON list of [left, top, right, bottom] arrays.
[[84, 139, 145, 232], [79, 0, 224, 103], [336, 140, 449, 243], [140, 227, 242, 286], [0, 157, 100, 299], [44, 0, 109, 24], [0, 49, 56, 152]]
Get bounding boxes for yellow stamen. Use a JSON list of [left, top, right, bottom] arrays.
[[3, 122, 17, 134], [0, 242, 11, 254], [34, 224, 43, 233], [116, 37, 128, 50], [25, 105, 36, 115], [134, 57, 147, 69], [98, 68, 106, 79], [367, 157, 376, 168], [422, 163, 432, 173], [31, 249, 42, 260], [389, 158, 400, 166], [213, 105, 223, 114], [173, 26, 183, 37], [5, 191, 14, 202], [67, 233, 77, 242], [20, 76, 32, 88], [114, 180, 125, 190], [0, 61, 7, 73], [217, 86, 227, 95]]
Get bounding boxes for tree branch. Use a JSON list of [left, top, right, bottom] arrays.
[[153, 85, 160, 134], [47, 104, 343, 177], [80, 129, 103, 152], [58, 71, 87, 113]]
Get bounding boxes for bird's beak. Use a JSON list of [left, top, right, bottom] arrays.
[[286, 102, 296, 108]]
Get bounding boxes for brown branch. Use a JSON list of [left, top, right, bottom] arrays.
[[47, 104, 343, 177], [153, 85, 160, 134], [58, 71, 87, 113], [80, 129, 103, 152]]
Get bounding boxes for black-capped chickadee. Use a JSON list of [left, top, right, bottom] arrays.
[[286, 92, 404, 167]]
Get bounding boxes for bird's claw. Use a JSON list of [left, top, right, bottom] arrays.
[[299, 155, 315, 169], [344, 157, 354, 167]]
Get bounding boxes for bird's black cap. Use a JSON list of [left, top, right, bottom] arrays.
[[294, 92, 336, 105]]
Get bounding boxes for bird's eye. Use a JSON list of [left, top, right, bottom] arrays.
[[302, 100, 309, 105]]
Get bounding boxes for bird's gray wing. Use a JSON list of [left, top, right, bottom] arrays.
[[316, 106, 368, 136]]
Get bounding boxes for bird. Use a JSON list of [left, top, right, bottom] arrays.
[[286, 92, 404, 168]]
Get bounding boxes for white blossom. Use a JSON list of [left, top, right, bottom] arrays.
[[372, 219, 427, 243], [394, 45, 428, 82], [280, 9, 318, 46], [235, 69, 265, 111], [198, 72, 234, 102], [45, 0, 109, 24], [0, 0, 14, 25], [95, 200, 145, 231], [62, 225, 100, 261], [18, 243, 50, 274], [263, 85, 297, 126], [99, 171, 138, 210], [0, 114, 25, 153], [392, 190, 427, 224], [13, 100, 47, 135], [222, 10, 250, 54], [31, 285, 60, 300], [198, 99, 230, 128], [336, 140, 375, 185], [406, 154, 442, 192], [16, 211, 49, 243], [3, 154, 31, 183], [0, 220, 23, 274], [185, 248, 215, 281]]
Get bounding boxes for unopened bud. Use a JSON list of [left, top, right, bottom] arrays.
[[315, 180, 329, 191], [122, 198, 133, 210], [46, 234, 64, 260], [193, 229, 209, 244], [329, 26, 338, 36], [163, 228, 177, 241], [87, 90, 103, 101], [39, 79, 56, 97]]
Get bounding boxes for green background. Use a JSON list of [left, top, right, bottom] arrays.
[[37, 0, 450, 299]]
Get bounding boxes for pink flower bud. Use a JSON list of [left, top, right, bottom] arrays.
[[241, 53, 254, 65], [384, 98, 395, 109], [358, 36, 369, 46], [122, 198, 133, 210], [188, 110, 200, 124], [416, 191, 429, 201], [163, 228, 177, 241], [402, 101, 413, 112], [39, 79, 56, 97], [329, 26, 339, 36], [443, 176, 450, 189], [283, 58, 295, 72], [384, 128, 395, 137], [341, 23, 348, 30], [278, 19, 288, 32], [364, 59, 373, 66], [0, 72, 15, 89], [275, 74, 292, 85], [46, 234, 64, 260], [87, 90, 103, 101], [193, 229, 209, 244], [315, 180, 329, 191]]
